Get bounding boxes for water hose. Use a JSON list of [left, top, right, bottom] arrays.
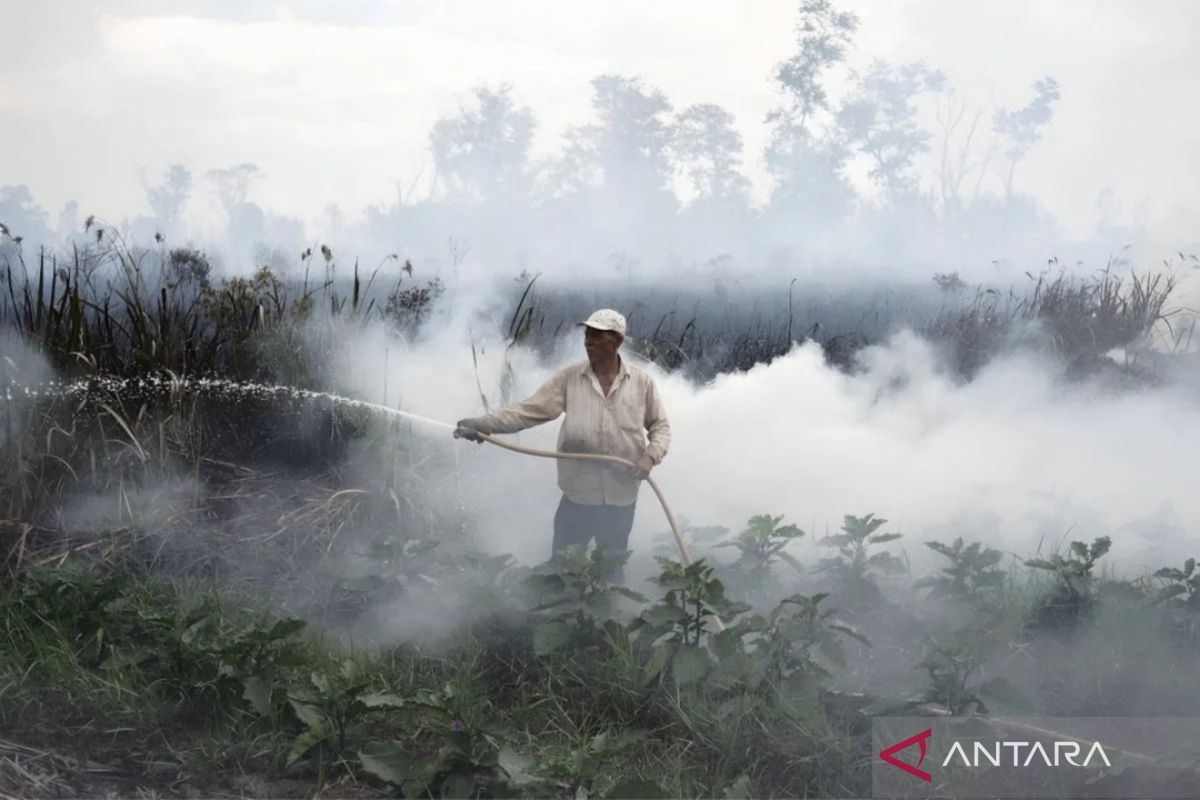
[[469, 430, 726, 632]]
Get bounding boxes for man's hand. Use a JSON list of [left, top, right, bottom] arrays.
[[454, 418, 485, 443], [631, 454, 655, 480]]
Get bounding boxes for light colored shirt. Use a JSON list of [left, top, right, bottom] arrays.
[[472, 357, 671, 506]]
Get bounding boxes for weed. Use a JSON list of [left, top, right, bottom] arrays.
[[717, 513, 805, 600], [632, 558, 749, 687], [815, 514, 906, 609], [1025, 535, 1111, 631], [915, 537, 1007, 605], [525, 545, 646, 656]]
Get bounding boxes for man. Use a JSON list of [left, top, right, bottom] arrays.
[[454, 309, 671, 572]]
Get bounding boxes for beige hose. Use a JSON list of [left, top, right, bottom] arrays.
[[474, 431, 725, 632]]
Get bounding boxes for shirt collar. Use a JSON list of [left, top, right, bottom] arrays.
[[580, 355, 630, 380]]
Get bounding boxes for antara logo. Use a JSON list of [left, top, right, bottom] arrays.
[[880, 728, 934, 782], [879, 728, 1113, 782]]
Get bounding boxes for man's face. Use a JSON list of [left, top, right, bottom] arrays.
[[584, 326, 622, 363]]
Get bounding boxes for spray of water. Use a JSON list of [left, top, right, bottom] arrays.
[[2, 374, 458, 433]]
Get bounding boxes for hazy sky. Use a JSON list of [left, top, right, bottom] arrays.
[[2, 0, 1197, 243]]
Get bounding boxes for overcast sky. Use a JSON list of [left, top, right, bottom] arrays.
[[2, 0, 1197, 244]]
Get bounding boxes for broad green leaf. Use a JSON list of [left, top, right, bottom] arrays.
[[360, 693, 406, 709], [815, 631, 847, 667], [722, 775, 753, 799], [242, 677, 272, 716], [777, 550, 805, 572], [100, 647, 154, 671], [611, 585, 648, 603], [286, 723, 329, 767], [586, 592, 619, 622], [288, 699, 325, 729], [830, 623, 871, 647], [642, 643, 676, 686], [498, 746, 534, 782], [1155, 567, 1187, 581], [358, 741, 414, 785], [533, 620, 573, 655], [1158, 585, 1188, 600], [524, 574, 566, 595], [441, 772, 475, 799], [710, 628, 745, 660], [713, 653, 756, 688], [638, 604, 682, 627], [778, 673, 828, 733], [671, 645, 711, 686], [267, 618, 307, 640]]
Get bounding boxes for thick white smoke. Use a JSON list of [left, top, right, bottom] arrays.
[[332, 302, 1200, 581]]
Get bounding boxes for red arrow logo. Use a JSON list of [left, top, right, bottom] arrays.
[[880, 728, 933, 782]]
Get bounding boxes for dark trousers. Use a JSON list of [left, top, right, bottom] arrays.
[[552, 496, 636, 581]]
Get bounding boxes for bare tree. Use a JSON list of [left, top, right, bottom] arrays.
[[932, 88, 997, 213]]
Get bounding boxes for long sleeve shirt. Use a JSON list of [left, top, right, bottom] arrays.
[[471, 357, 671, 507]]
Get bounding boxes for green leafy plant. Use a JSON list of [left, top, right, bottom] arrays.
[[711, 592, 868, 694], [865, 633, 1027, 717], [1153, 557, 1200, 648], [1025, 535, 1111, 629], [915, 638, 1026, 715], [10, 563, 310, 714], [815, 514, 906, 607], [717, 514, 805, 595], [358, 681, 522, 798], [150, 604, 310, 713], [1154, 558, 1200, 611], [915, 537, 1007, 604], [336, 535, 441, 607], [532, 729, 657, 799], [285, 658, 406, 768], [524, 545, 646, 656], [632, 558, 749, 687]]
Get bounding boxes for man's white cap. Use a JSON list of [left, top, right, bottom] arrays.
[[578, 308, 627, 337]]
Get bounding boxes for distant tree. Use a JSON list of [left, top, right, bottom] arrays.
[[205, 163, 261, 223], [671, 103, 751, 208], [323, 202, 345, 241], [548, 74, 675, 202], [57, 199, 81, 238], [0, 185, 52, 250], [838, 60, 946, 199], [145, 164, 194, 237], [765, 0, 859, 218], [430, 84, 536, 204], [993, 77, 1060, 201]]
